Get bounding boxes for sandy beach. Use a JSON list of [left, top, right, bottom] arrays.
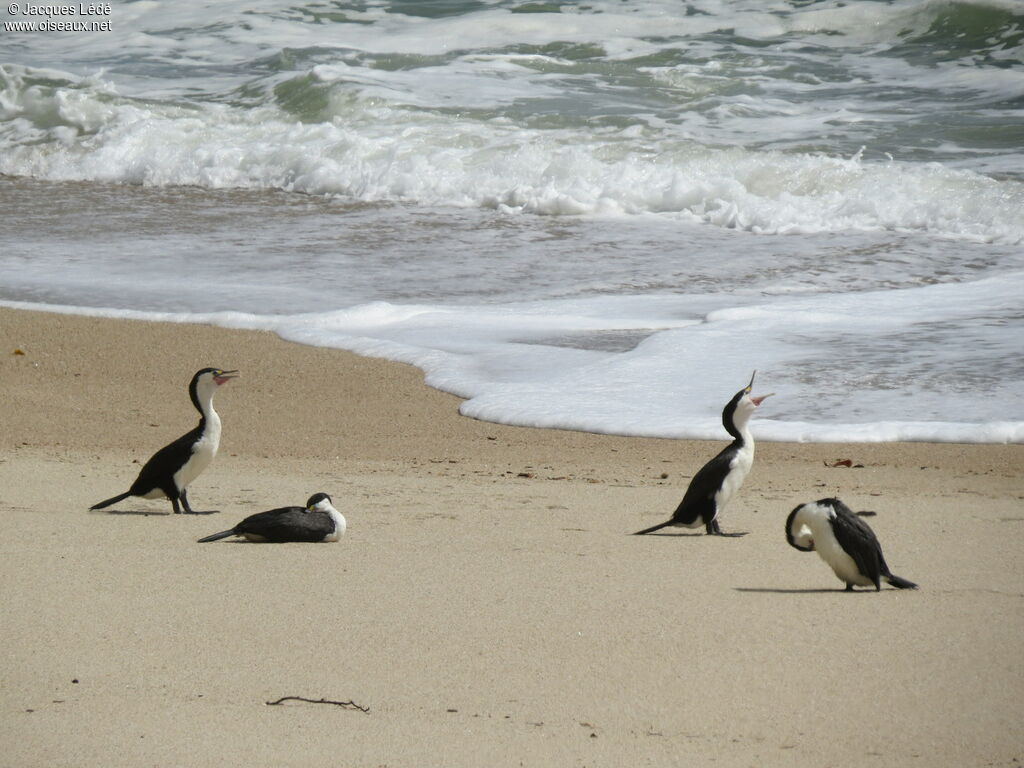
[[1, 305, 1021, 767]]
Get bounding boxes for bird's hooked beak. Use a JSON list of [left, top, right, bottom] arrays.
[[744, 370, 774, 406], [214, 369, 239, 386]]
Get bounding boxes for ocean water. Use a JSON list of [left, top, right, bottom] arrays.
[[1, 0, 1023, 443]]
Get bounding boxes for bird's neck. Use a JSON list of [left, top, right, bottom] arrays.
[[328, 505, 347, 536], [321, 504, 346, 541], [793, 504, 828, 537], [195, 390, 221, 436], [728, 415, 754, 450]]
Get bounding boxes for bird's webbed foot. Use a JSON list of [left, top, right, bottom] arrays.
[[706, 519, 748, 537], [176, 490, 219, 514]]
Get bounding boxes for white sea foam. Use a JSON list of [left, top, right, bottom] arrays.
[[4, 268, 1021, 443]]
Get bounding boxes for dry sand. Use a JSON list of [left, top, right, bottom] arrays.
[[1, 305, 1022, 767]]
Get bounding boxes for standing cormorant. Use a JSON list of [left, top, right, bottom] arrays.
[[90, 367, 238, 514], [634, 371, 772, 537]]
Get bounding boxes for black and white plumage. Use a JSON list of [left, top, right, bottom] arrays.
[[785, 497, 918, 591], [197, 493, 346, 543], [634, 371, 772, 537], [90, 367, 238, 515]]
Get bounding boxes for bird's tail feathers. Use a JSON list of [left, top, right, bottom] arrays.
[[89, 491, 131, 510], [886, 574, 918, 590], [197, 530, 235, 543], [633, 520, 673, 536]]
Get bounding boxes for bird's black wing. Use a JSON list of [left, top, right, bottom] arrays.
[[128, 424, 203, 495], [236, 507, 332, 543], [829, 501, 883, 587], [670, 445, 736, 525]]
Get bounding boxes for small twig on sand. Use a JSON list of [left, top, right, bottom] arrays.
[[265, 696, 369, 713]]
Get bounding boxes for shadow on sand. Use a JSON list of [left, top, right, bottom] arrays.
[[90, 508, 221, 516]]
